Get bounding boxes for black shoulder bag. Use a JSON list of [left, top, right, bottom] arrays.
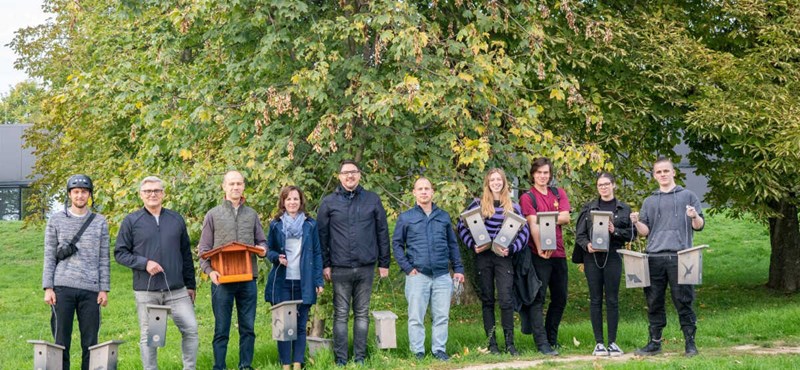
[[56, 213, 97, 261]]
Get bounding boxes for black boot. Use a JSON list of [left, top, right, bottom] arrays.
[[635, 328, 662, 356], [504, 331, 519, 356], [683, 327, 698, 357], [487, 331, 500, 354]]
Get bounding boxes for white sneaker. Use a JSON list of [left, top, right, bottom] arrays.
[[607, 342, 624, 357], [593, 343, 609, 356]]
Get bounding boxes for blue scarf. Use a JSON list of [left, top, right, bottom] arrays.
[[281, 212, 306, 239]]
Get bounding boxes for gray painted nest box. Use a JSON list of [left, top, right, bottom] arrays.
[[28, 340, 64, 370], [88, 340, 125, 370], [678, 245, 709, 285], [146, 304, 171, 348], [307, 336, 333, 356], [536, 212, 560, 251], [271, 300, 303, 341], [461, 207, 491, 253], [590, 211, 614, 251], [617, 249, 650, 288], [492, 211, 526, 256], [372, 310, 398, 349]]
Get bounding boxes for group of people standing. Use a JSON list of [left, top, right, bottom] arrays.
[[41, 156, 704, 369]]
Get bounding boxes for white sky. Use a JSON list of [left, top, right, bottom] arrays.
[[0, 0, 48, 95]]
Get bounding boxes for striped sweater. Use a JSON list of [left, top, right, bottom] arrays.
[[456, 199, 530, 254], [42, 211, 111, 292]]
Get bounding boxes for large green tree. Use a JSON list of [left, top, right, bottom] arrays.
[[12, 0, 670, 229], [0, 80, 43, 124]]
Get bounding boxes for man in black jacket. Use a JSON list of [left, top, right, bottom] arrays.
[[115, 176, 198, 370], [318, 160, 391, 366]]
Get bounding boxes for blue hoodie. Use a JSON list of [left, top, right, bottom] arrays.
[[639, 185, 704, 253]]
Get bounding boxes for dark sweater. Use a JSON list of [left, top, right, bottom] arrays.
[[115, 207, 196, 291]]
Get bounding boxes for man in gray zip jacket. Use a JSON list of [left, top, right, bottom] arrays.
[[197, 170, 267, 370], [42, 174, 109, 370], [630, 158, 705, 357]]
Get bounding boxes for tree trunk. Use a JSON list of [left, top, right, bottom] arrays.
[[767, 198, 800, 293]]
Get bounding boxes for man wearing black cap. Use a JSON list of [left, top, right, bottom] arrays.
[[42, 174, 110, 370]]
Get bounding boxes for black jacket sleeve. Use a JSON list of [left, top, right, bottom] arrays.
[[180, 221, 196, 290], [374, 196, 391, 269]]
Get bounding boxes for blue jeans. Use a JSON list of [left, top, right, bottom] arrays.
[[134, 287, 198, 370], [276, 279, 311, 365], [211, 280, 257, 370], [332, 266, 375, 362], [405, 273, 453, 354]]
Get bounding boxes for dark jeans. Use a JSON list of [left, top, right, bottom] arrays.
[[530, 256, 568, 347], [51, 286, 100, 370], [211, 280, 257, 370], [332, 266, 375, 362], [276, 280, 311, 365], [584, 251, 622, 344], [643, 255, 696, 339], [476, 252, 515, 338]]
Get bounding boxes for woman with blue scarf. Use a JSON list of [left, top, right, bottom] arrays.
[[265, 186, 324, 370]]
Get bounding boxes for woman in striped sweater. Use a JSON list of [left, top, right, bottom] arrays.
[[457, 168, 530, 355]]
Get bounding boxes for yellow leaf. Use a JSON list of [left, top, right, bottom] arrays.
[[457, 73, 474, 82], [179, 149, 193, 161], [550, 89, 565, 101], [246, 159, 255, 168], [135, 101, 144, 109]]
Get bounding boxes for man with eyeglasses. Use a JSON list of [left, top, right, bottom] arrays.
[[318, 160, 391, 366], [115, 176, 198, 369], [197, 170, 267, 370]]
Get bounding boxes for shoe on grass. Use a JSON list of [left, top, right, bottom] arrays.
[[607, 342, 624, 357], [592, 342, 609, 356], [634, 339, 662, 356], [433, 350, 450, 361]]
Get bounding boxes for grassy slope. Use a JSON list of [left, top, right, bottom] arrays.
[[2, 214, 799, 369]]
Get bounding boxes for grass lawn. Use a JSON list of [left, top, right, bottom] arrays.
[[2, 213, 799, 369]]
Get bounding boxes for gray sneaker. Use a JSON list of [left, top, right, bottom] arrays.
[[607, 342, 624, 357], [592, 343, 609, 356]]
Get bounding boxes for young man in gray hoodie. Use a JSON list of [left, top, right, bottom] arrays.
[[630, 158, 705, 357], [42, 175, 110, 370]]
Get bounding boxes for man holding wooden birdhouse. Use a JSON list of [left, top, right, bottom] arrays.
[[197, 170, 268, 370]]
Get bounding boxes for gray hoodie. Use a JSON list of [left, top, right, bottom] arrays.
[[639, 185, 704, 253]]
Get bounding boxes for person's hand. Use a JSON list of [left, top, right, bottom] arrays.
[[378, 267, 389, 278], [209, 271, 221, 285], [316, 286, 324, 295], [146, 260, 163, 276], [255, 245, 267, 257], [187, 289, 196, 304], [44, 288, 56, 305], [453, 273, 465, 283], [608, 222, 615, 233], [97, 291, 108, 307], [408, 268, 418, 276], [323, 267, 332, 282], [587, 243, 597, 253], [630, 212, 639, 224], [537, 247, 553, 259], [686, 206, 699, 219], [278, 254, 288, 266]]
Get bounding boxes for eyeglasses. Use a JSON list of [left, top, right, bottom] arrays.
[[597, 182, 613, 188], [339, 170, 361, 176], [141, 189, 164, 195]]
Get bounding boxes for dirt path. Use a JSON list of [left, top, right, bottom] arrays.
[[456, 345, 800, 369]]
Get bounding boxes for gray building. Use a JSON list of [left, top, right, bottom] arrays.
[[0, 124, 35, 220]]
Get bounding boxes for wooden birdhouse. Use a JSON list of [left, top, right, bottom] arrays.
[[460, 208, 492, 253], [88, 340, 125, 370], [617, 249, 650, 288], [372, 311, 398, 349], [678, 245, 709, 285], [200, 242, 267, 284], [590, 211, 614, 251], [271, 300, 303, 341], [492, 211, 526, 256], [536, 211, 559, 251], [28, 340, 64, 370]]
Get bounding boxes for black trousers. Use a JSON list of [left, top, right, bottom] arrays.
[[51, 286, 100, 370], [643, 255, 696, 339], [529, 256, 568, 346], [583, 251, 622, 344], [476, 252, 515, 339]]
